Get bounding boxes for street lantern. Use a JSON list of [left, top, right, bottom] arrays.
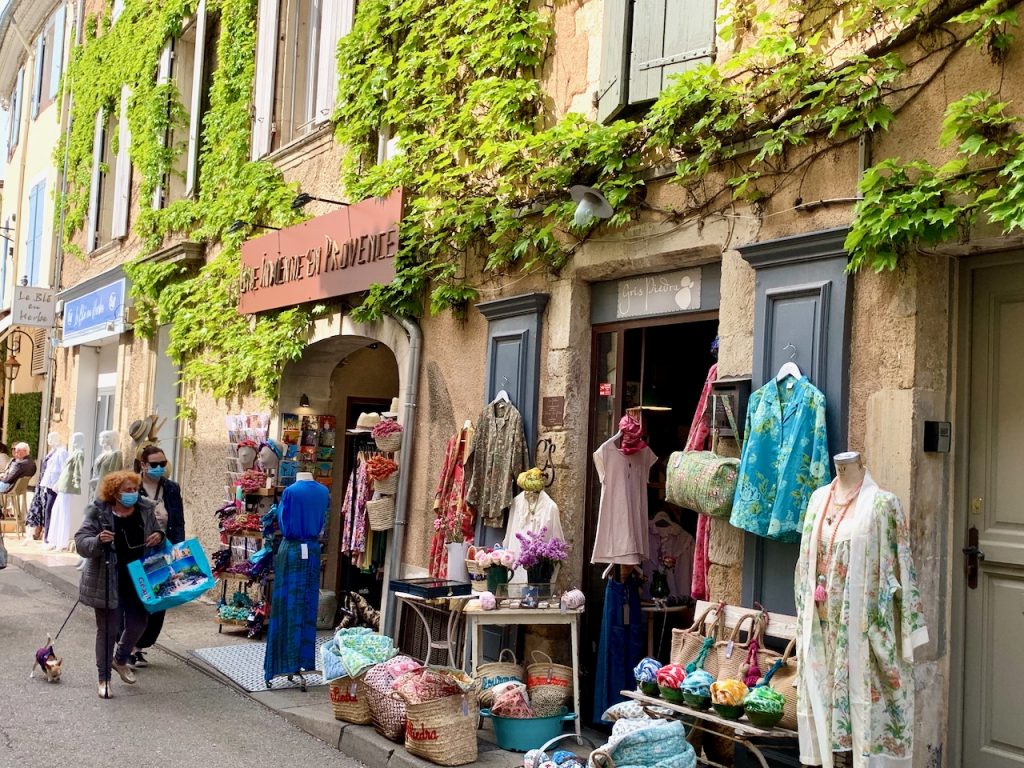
[[4, 353, 21, 382]]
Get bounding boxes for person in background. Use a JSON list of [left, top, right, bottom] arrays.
[[0, 442, 36, 492], [0, 442, 12, 475], [129, 445, 185, 667], [74, 470, 164, 699]]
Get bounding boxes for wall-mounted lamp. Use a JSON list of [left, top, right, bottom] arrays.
[[227, 220, 281, 235], [299, 393, 311, 409], [4, 328, 35, 382], [569, 184, 614, 228], [4, 352, 21, 382], [291, 192, 349, 210]]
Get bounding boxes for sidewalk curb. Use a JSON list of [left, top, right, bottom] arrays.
[[9, 551, 519, 768]]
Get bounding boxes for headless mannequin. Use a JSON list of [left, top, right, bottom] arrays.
[[237, 445, 258, 471], [833, 451, 865, 494], [258, 443, 281, 481], [296, 471, 314, 482], [47, 433, 86, 551], [30, 432, 67, 540]]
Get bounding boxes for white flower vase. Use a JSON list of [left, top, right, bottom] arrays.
[[446, 541, 470, 582]]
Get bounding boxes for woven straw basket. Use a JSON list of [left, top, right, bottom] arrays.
[[329, 676, 371, 724], [367, 497, 396, 531], [400, 693, 479, 766], [475, 649, 525, 707], [526, 651, 573, 717], [364, 657, 420, 742], [375, 472, 398, 495], [375, 433, 403, 453], [763, 638, 798, 731], [670, 604, 723, 678]]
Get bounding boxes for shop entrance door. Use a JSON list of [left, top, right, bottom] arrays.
[[961, 258, 1024, 767], [583, 314, 718, 720]]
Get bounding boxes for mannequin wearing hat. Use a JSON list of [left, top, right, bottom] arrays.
[[236, 439, 259, 471], [90, 430, 123, 499], [27, 432, 67, 541], [45, 433, 86, 551], [502, 468, 564, 584], [258, 440, 283, 481]]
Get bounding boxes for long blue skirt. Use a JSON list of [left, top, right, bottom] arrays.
[[593, 577, 644, 723], [264, 539, 321, 682]]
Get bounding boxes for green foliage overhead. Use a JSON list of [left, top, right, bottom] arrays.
[[58, 0, 1024, 403]]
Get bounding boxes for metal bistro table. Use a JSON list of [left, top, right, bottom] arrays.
[[462, 599, 584, 744], [393, 591, 472, 667]]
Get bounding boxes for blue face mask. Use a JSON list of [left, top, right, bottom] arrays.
[[120, 491, 139, 507], [146, 465, 166, 479]]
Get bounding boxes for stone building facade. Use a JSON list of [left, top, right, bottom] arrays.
[[12, 1, 1023, 766]]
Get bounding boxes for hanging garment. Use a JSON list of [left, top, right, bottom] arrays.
[[428, 427, 476, 577], [730, 377, 831, 542], [593, 577, 644, 723], [591, 436, 657, 565], [466, 400, 529, 528], [27, 446, 66, 529], [90, 450, 123, 499], [643, 521, 694, 599], [46, 450, 85, 550], [502, 490, 564, 583], [684, 363, 717, 600], [795, 474, 928, 768], [265, 480, 329, 683], [341, 462, 372, 557]]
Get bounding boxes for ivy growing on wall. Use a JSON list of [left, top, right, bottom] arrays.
[[58, 0, 1023, 402]]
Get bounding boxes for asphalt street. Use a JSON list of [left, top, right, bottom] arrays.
[[0, 564, 362, 768]]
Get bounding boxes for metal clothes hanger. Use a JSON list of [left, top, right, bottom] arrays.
[[775, 344, 802, 383]]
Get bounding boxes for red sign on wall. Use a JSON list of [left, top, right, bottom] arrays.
[[599, 382, 613, 397], [237, 189, 403, 315]]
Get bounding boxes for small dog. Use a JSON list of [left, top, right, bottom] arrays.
[[31, 636, 63, 683]]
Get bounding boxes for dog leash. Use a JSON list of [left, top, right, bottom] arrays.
[[52, 599, 81, 643]]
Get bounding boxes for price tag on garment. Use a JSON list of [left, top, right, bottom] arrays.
[[301, 543, 309, 560], [725, 640, 735, 658], [623, 604, 630, 625]]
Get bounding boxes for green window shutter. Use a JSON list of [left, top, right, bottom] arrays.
[[597, 0, 630, 124], [629, 0, 716, 105]]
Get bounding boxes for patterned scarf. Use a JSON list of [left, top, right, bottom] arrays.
[[618, 414, 647, 455]]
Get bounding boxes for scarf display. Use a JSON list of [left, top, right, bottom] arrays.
[[618, 414, 647, 455]]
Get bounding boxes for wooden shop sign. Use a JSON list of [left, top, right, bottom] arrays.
[[238, 189, 403, 315]]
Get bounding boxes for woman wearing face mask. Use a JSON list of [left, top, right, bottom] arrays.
[[129, 445, 186, 666], [74, 470, 164, 699]]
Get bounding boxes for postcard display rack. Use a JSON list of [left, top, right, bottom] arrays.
[[218, 414, 278, 635], [279, 413, 337, 488]]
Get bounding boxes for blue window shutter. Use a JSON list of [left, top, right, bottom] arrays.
[[11, 67, 24, 148], [629, 0, 716, 105], [50, 5, 66, 100], [0, 218, 9, 306], [25, 183, 39, 285], [597, 0, 630, 124], [32, 34, 45, 118], [31, 181, 45, 285]]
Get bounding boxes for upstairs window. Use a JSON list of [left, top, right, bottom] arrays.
[[24, 179, 45, 286], [252, 0, 355, 159], [87, 86, 132, 251], [596, 0, 717, 124], [7, 67, 24, 156]]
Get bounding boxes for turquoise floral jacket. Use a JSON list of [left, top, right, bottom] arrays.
[[730, 377, 831, 541]]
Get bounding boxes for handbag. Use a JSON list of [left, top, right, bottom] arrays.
[[669, 604, 723, 676], [759, 638, 798, 731], [665, 396, 742, 518], [714, 612, 761, 682]]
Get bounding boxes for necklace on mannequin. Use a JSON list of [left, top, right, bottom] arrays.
[[526, 491, 539, 518], [815, 480, 864, 603]]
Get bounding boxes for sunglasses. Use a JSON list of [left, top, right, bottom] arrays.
[[147, 460, 169, 468]]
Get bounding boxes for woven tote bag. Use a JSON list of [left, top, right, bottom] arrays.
[[760, 638, 798, 731], [475, 649, 525, 707], [329, 676, 372, 724], [669, 604, 723, 677], [364, 656, 421, 742], [400, 692, 479, 766]]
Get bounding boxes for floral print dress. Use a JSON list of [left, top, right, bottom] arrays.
[[730, 376, 831, 542], [428, 428, 476, 577], [795, 475, 928, 768]]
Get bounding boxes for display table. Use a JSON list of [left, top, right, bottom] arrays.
[[393, 592, 471, 667], [619, 689, 797, 768], [462, 600, 583, 743], [640, 602, 691, 657]]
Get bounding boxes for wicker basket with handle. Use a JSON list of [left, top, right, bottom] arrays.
[[759, 637, 798, 731], [474, 649, 525, 707], [375, 433, 402, 453], [526, 650, 573, 716], [367, 496, 396, 531], [395, 690, 479, 765], [670, 603, 724, 677], [329, 676, 371, 724]]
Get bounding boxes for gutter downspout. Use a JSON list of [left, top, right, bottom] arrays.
[[382, 313, 422, 639]]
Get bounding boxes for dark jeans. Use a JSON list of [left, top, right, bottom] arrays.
[[94, 584, 149, 682]]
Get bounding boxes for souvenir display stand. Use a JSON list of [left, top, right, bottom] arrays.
[[216, 488, 279, 634], [622, 600, 799, 768]]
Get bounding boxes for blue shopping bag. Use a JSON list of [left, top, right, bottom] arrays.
[[127, 537, 217, 613]]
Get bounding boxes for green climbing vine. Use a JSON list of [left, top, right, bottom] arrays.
[[58, 0, 1024, 401]]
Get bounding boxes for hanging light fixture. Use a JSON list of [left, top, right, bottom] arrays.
[[4, 353, 21, 383], [299, 393, 311, 409], [569, 185, 614, 228]]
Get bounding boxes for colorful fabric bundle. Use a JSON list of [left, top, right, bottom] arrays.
[[680, 669, 714, 697], [392, 667, 476, 705], [743, 685, 785, 714], [332, 627, 399, 679], [366, 455, 399, 480], [371, 419, 403, 438], [591, 719, 695, 768], [491, 686, 535, 718], [633, 657, 662, 684], [655, 664, 687, 689], [709, 679, 748, 706]]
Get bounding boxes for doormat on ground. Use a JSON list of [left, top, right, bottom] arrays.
[[191, 636, 329, 692]]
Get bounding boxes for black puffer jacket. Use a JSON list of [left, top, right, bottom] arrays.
[[75, 498, 161, 610]]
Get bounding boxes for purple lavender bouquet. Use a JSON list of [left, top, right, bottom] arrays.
[[514, 527, 570, 582]]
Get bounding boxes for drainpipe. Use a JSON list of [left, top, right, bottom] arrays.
[[382, 313, 422, 638]]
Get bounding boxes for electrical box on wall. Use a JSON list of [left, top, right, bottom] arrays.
[[710, 376, 752, 440], [924, 421, 951, 453]]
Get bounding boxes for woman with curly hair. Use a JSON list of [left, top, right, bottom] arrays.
[[74, 469, 164, 699]]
